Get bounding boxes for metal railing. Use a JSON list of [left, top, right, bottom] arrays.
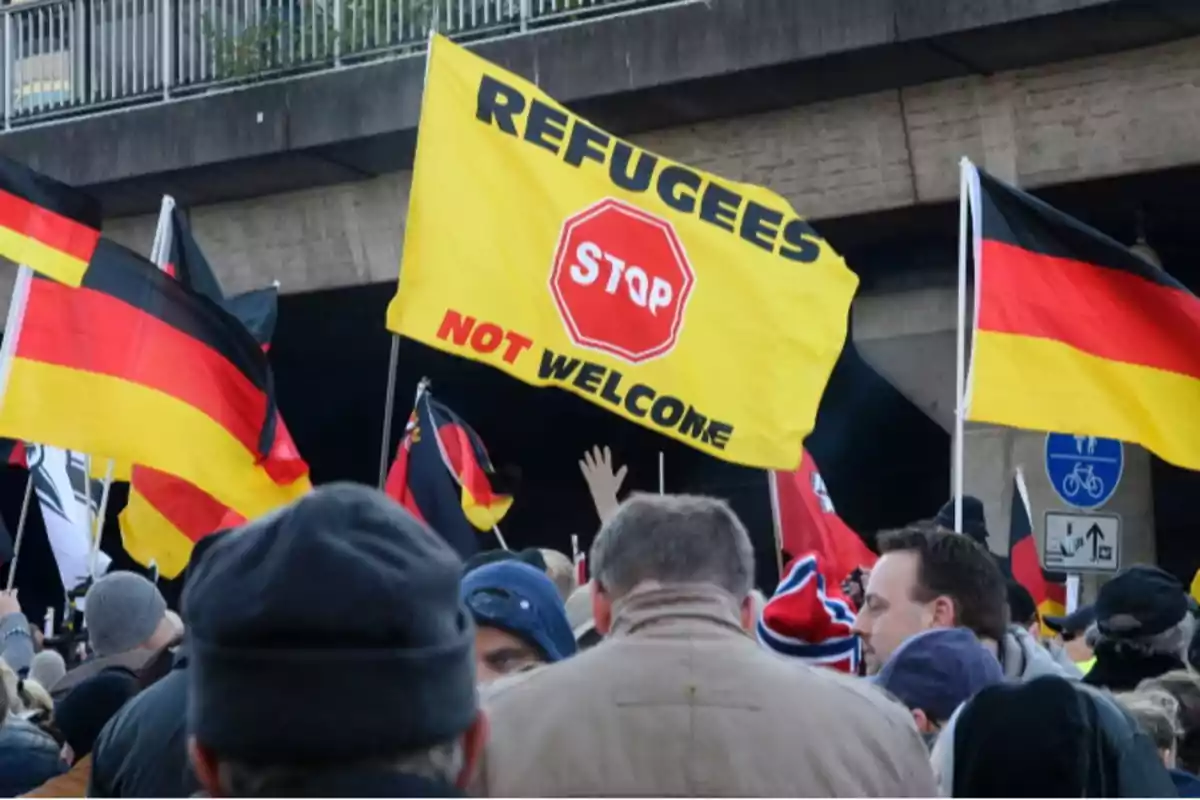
[[0, 0, 670, 128]]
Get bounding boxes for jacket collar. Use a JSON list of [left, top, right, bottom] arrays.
[[608, 583, 749, 640]]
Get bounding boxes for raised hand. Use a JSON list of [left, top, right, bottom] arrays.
[[579, 445, 629, 525]]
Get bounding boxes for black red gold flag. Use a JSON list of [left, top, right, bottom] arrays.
[[0, 156, 101, 287], [385, 385, 512, 559], [967, 163, 1200, 468], [0, 240, 304, 522]]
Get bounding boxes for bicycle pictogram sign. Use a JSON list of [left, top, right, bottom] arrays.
[[1044, 433, 1123, 510]]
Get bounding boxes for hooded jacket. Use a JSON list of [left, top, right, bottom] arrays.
[[998, 624, 1083, 682], [931, 676, 1178, 797]]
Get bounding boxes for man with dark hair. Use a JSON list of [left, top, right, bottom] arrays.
[[933, 496, 990, 549], [1006, 581, 1039, 637], [854, 522, 1076, 682]]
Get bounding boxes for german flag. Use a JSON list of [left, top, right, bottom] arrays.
[[118, 210, 308, 578], [966, 163, 1200, 469], [1007, 469, 1065, 635], [0, 439, 25, 468], [384, 384, 512, 559], [163, 205, 224, 303], [0, 156, 101, 287], [0, 240, 306, 522]]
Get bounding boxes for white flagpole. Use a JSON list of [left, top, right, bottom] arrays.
[[89, 459, 115, 579], [1066, 574, 1081, 613], [377, 335, 401, 489], [4, 472, 35, 591], [379, 30, 438, 490], [767, 471, 785, 583], [953, 157, 971, 534], [0, 266, 33, 415], [491, 525, 510, 551], [150, 195, 175, 267]]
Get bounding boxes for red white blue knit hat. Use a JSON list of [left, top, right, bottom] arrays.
[[756, 552, 861, 673]]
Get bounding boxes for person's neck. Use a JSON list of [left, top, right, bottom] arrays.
[[979, 637, 999, 657]]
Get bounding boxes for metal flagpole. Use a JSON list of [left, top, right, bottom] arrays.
[[378, 335, 402, 489], [491, 525, 510, 551], [953, 157, 972, 534], [89, 459, 115, 579], [377, 28, 438, 491], [5, 473, 35, 591], [150, 196, 175, 267], [767, 471, 785, 583], [658, 452, 665, 494], [1066, 574, 1081, 614]]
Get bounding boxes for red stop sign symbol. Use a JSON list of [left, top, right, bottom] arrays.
[[549, 198, 695, 364]]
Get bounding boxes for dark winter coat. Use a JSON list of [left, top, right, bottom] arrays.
[[1083, 642, 1185, 692], [0, 716, 65, 797], [88, 649, 195, 798]]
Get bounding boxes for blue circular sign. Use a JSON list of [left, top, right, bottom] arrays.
[[1044, 433, 1123, 510]]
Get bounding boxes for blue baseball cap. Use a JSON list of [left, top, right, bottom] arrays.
[[873, 627, 1003, 723], [461, 561, 576, 663]]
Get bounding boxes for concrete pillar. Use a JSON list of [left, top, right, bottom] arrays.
[[853, 281, 1157, 598]]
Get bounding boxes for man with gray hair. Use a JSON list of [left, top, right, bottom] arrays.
[[1084, 565, 1193, 692], [473, 494, 936, 797]]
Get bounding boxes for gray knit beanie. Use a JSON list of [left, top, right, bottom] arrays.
[[84, 572, 168, 657], [29, 650, 66, 691]]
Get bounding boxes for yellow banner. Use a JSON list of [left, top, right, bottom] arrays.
[[387, 35, 859, 470]]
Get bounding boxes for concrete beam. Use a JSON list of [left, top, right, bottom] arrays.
[[1, 0, 1196, 215], [52, 34, 1200, 312]]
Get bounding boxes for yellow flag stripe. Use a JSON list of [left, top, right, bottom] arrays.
[[969, 331, 1200, 470], [0, 359, 309, 519], [461, 483, 513, 531], [118, 488, 193, 579], [0, 226, 88, 287]]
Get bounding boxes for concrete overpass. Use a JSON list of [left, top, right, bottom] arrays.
[[5, 0, 1200, 593]]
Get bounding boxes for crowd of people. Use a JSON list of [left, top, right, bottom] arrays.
[[0, 480, 1198, 796]]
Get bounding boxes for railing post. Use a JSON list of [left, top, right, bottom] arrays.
[[161, 0, 171, 97], [3, 10, 12, 131], [333, 0, 341, 65], [519, 0, 529, 32]]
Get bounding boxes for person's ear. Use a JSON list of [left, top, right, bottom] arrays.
[[592, 584, 615, 635], [740, 595, 757, 633], [929, 595, 957, 628], [911, 708, 933, 734], [455, 710, 490, 789], [188, 737, 224, 797]]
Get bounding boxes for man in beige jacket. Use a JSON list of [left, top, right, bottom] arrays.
[[474, 494, 937, 797]]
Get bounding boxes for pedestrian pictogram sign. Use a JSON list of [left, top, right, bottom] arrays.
[[550, 198, 695, 364], [1043, 511, 1120, 572]]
